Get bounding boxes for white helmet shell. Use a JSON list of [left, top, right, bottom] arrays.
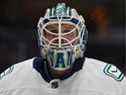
[[37, 3, 88, 71]]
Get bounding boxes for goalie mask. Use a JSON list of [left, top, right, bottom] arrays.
[[37, 3, 88, 71]]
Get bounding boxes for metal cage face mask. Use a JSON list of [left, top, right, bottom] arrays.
[[42, 22, 79, 48], [37, 3, 88, 71]]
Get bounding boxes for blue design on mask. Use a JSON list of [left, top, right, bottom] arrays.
[[55, 53, 65, 68]]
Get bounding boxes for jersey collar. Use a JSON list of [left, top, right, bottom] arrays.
[[33, 56, 85, 83]]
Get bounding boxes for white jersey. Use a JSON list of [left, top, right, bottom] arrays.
[[0, 57, 125, 95]]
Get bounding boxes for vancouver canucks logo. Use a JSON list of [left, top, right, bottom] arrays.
[[103, 64, 124, 81]]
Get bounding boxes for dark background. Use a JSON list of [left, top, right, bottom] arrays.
[[0, 0, 125, 74]]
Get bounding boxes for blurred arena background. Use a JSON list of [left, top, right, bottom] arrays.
[[0, 0, 125, 74]]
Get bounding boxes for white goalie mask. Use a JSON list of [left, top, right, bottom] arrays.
[[37, 3, 88, 71]]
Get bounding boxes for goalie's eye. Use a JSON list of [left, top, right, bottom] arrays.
[[61, 23, 75, 33], [63, 29, 78, 41], [45, 23, 59, 33], [43, 29, 58, 41]]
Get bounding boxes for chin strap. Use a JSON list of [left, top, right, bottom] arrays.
[[33, 56, 85, 88]]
